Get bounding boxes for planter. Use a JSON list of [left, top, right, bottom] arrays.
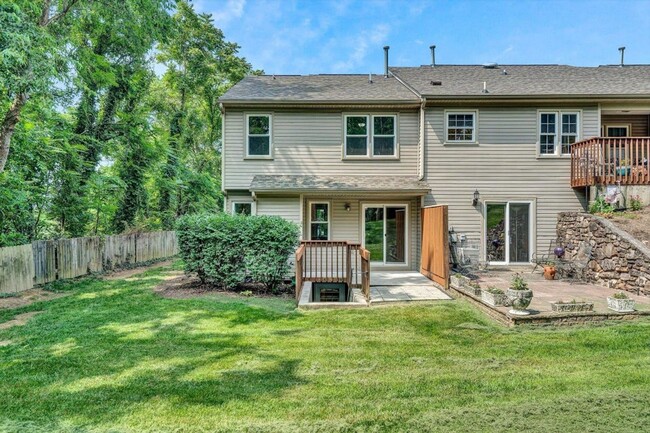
[[543, 266, 557, 280], [607, 297, 636, 313], [481, 291, 508, 307], [450, 275, 470, 289], [464, 285, 482, 297], [551, 302, 594, 313], [506, 288, 533, 316]]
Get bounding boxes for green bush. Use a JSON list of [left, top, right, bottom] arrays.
[[589, 195, 614, 215], [176, 213, 300, 290], [630, 195, 643, 211]]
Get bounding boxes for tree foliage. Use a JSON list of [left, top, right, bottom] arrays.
[[0, 0, 258, 246]]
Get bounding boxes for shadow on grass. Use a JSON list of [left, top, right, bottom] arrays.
[[0, 269, 305, 428]]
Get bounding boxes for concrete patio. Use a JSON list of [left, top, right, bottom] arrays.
[[370, 271, 451, 304]]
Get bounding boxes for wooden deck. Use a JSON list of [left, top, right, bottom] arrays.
[[571, 137, 650, 187]]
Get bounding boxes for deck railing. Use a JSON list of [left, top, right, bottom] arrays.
[[295, 240, 370, 302], [571, 137, 650, 187]]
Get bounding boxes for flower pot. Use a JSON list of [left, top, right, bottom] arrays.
[[607, 297, 636, 313], [543, 266, 556, 280], [481, 291, 507, 307], [506, 288, 533, 315], [551, 302, 594, 313]]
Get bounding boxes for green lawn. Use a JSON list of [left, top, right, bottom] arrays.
[[1, 262, 650, 432]]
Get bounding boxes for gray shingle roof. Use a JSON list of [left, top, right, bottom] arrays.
[[219, 74, 419, 103], [390, 65, 650, 97], [250, 175, 431, 193]]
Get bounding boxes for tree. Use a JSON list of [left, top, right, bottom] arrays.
[[0, 0, 80, 173]]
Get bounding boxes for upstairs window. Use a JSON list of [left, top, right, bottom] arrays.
[[345, 115, 369, 156], [309, 202, 329, 240], [344, 114, 398, 158], [247, 114, 271, 157], [539, 113, 556, 154], [372, 115, 396, 156], [539, 111, 580, 156], [446, 111, 477, 143]]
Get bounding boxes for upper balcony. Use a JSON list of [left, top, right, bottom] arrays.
[[571, 137, 650, 188]]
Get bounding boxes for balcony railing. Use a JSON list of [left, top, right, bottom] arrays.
[[571, 137, 650, 188], [295, 240, 370, 303]]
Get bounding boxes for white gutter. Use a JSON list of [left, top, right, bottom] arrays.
[[419, 98, 426, 181], [220, 102, 226, 200]]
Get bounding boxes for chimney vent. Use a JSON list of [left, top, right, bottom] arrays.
[[619, 46, 626, 67], [383, 46, 390, 78], [368, 73, 373, 84], [430, 45, 436, 67]]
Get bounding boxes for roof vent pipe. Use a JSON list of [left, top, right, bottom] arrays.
[[430, 45, 436, 67], [383, 46, 390, 78], [619, 46, 626, 67]]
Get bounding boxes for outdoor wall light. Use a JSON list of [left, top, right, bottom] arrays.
[[472, 190, 480, 206], [344, 203, 351, 212]]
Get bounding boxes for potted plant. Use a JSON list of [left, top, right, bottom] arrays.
[[506, 273, 533, 316], [551, 299, 594, 313], [450, 273, 465, 288], [466, 280, 482, 297], [607, 292, 636, 313], [481, 287, 507, 307], [542, 260, 557, 280]]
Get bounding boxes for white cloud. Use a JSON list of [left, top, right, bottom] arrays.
[[211, 0, 246, 25], [332, 23, 390, 72]]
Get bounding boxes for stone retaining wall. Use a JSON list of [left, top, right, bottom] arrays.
[[557, 212, 650, 296]]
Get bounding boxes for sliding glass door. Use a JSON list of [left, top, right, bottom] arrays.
[[363, 205, 407, 265], [485, 202, 532, 264]]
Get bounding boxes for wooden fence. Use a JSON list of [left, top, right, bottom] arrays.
[[0, 231, 178, 294]]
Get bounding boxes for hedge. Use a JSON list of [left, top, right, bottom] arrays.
[[176, 213, 300, 290]]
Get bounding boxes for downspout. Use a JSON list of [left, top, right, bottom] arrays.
[[419, 98, 426, 181], [220, 102, 227, 212]]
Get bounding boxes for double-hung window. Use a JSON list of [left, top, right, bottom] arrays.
[[309, 202, 329, 240], [446, 111, 477, 143], [247, 114, 271, 157], [538, 111, 580, 156], [344, 114, 397, 158]]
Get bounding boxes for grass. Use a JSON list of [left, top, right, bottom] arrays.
[[1, 261, 650, 432]]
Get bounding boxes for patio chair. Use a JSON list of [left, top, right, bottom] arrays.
[[531, 239, 557, 273], [557, 242, 592, 283]]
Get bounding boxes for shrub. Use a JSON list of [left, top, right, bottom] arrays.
[[486, 287, 504, 295], [630, 195, 643, 211], [176, 213, 299, 290], [612, 291, 629, 300], [589, 195, 614, 215]]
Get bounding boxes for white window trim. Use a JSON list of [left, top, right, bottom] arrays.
[[602, 123, 631, 137], [308, 201, 330, 240], [483, 200, 534, 265], [361, 202, 410, 267], [343, 114, 400, 159], [245, 113, 273, 159], [231, 201, 256, 216], [537, 110, 582, 157], [371, 114, 398, 158], [344, 114, 370, 158], [444, 110, 478, 145]]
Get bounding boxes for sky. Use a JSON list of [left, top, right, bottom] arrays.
[[193, 0, 650, 75]]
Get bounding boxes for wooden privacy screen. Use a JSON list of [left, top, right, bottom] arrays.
[[420, 205, 450, 288]]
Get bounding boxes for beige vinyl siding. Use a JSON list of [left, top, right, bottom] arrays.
[[425, 105, 594, 262], [223, 110, 420, 189], [255, 196, 302, 226], [302, 196, 420, 270]]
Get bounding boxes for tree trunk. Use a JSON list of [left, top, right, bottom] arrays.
[[0, 93, 28, 173]]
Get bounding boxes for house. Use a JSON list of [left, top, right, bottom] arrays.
[[219, 48, 650, 279]]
